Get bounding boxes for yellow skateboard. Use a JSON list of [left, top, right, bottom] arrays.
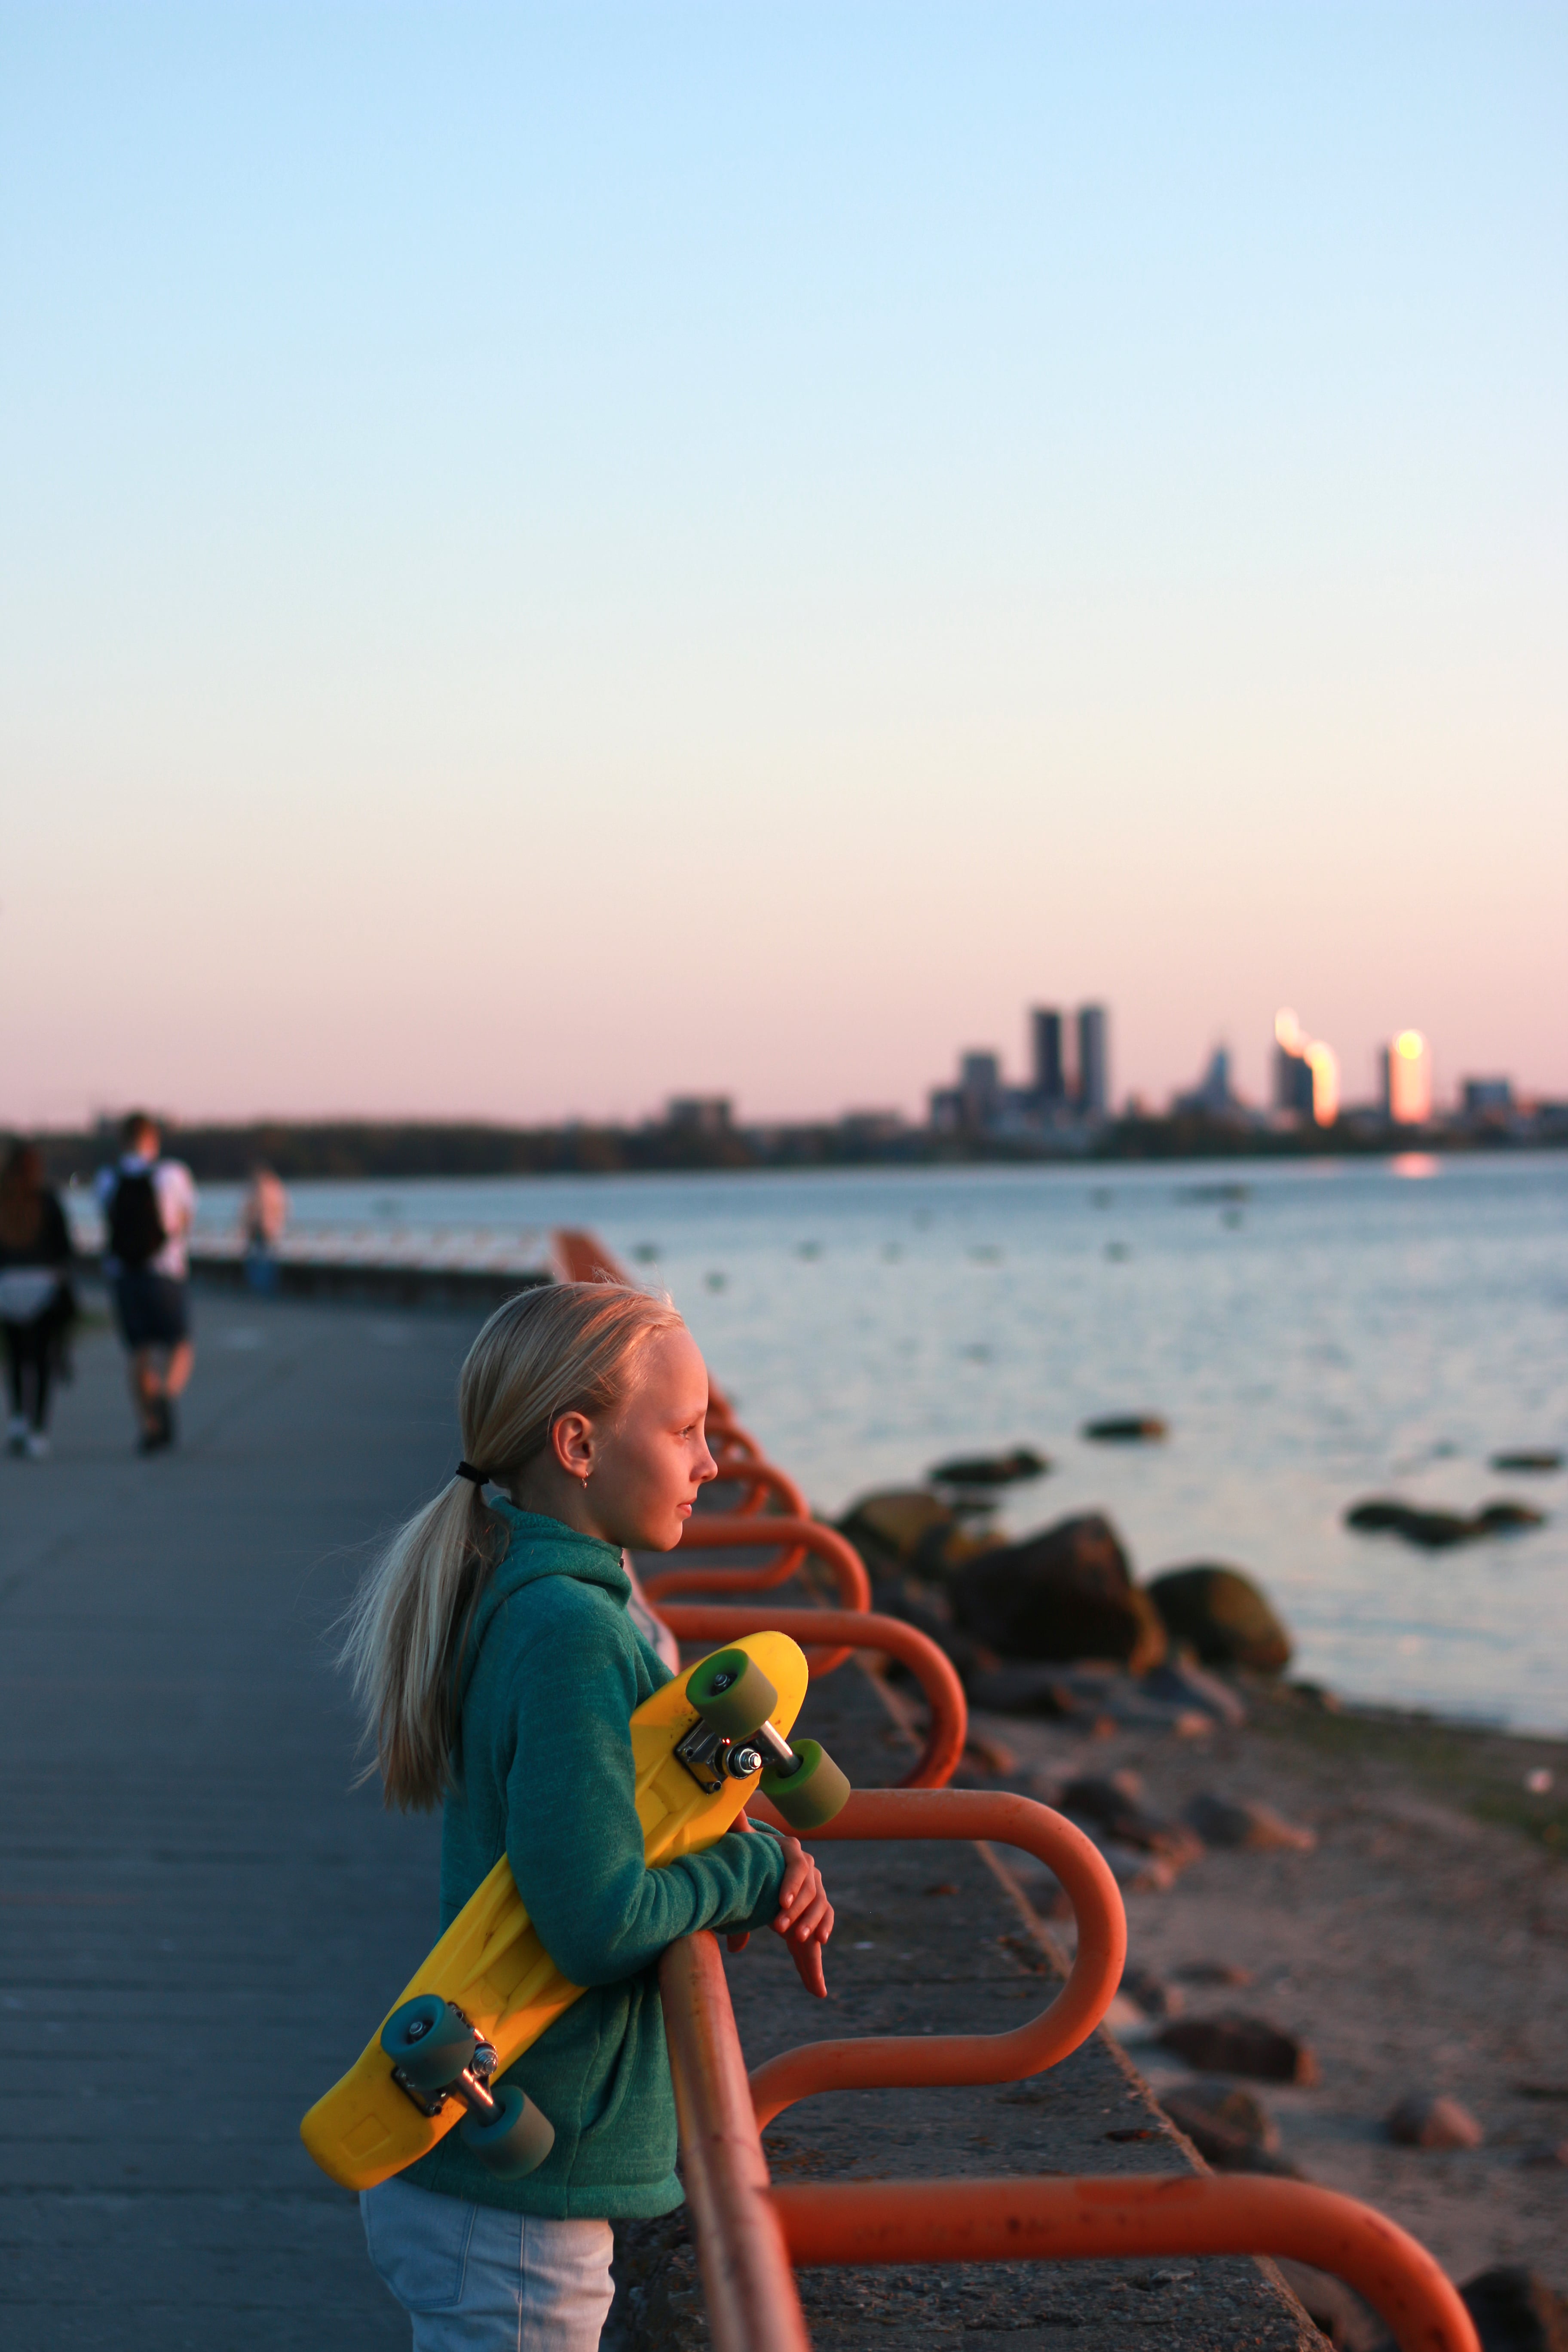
[[300, 1634, 849, 2192]]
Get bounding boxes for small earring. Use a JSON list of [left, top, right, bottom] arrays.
[[581, 1472, 590, 1491]]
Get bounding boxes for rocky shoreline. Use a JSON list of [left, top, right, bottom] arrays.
[[821, 1459, 1568, 2340]]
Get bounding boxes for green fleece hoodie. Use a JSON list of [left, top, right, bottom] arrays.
[[402, 1503, 787, 2218]]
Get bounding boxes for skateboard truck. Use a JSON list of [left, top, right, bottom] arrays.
[[677, 1648, 851, 1830], [388, 2003, 500, 2122], [380, 1995, 557, 2177]]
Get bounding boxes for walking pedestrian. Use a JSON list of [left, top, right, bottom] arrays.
[[96, 1112, 198, 1454], [0, 1143, 76, 1460], [239, 1163, 289, 1295]]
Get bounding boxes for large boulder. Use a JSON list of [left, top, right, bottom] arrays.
[[1346, 1497, 1547, 1549], [1145, 1563, 1292, 1675], [839, 1488, 1001, 1583], [948, 1513, 1166, 1672]]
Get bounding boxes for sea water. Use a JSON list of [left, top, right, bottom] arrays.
[[188, 1153, 1567, 1731]]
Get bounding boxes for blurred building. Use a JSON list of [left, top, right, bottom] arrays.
[[1461, 1078, 1512, 1119], [1274, 1008, 1338, 1127], [1381, 1032, 1432, 1125], [1076, 1005, 1108, 1118], [1031, 1008, 1066, 1105], [1174, 1046, 1244, 1119], [1274, 1009, 1315, 1118], [959, 1052, 1002, 1129], [665, 1096, 732, 1136]]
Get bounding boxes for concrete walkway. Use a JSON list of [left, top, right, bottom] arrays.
[[2, 1290, 1320, 2351], [0, 1289, 464, 2350]]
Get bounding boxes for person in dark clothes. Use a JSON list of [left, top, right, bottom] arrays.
[[0, 1142, 76, 1460], [95, 1111, 198, 1454]]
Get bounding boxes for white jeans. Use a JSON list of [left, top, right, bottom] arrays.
[[361, 2174, 615, 2352]]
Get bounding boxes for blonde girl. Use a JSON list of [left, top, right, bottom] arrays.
[[341, 1283, 833, 2351]]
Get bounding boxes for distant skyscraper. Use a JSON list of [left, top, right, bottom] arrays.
[[1382, 1032, 1432, 1124], [959, 1051, 1002, 1130], [1305, 1041, 1340, 1126], [1272, 1007, 1340, 1123], [1076, 1005, 1108, 1118], [1031, 1008, 1065, 1103]]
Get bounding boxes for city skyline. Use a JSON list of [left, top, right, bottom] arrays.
[[2, 5, 1564, 1130]]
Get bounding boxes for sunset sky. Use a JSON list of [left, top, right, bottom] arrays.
[[3, 3, 1564, 1128]]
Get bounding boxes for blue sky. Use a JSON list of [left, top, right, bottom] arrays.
[[3, 3, 1564, 1124]]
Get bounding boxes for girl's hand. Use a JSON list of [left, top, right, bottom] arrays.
[[771, 1832, 833, 1997]]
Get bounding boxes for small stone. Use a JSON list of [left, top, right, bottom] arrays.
[[1345, 1498, 1477, 1548], [1185, 1791, 1317, 1852], [1157, 2013, 1320, 2084], [1460, 2266, 1568, 2352], [1082, 1413, 1168, 1442], [1161, 2077, 1281, 2167], [1476, 1499, 1547, 1533], [929, 1446, 1050, 1488], [1274, 2260, 1391, 2352], [1142, 1656, 1249, 1727], [1120, 1965, 1183, 2021], [1385, 2092, 1485, 2149], [1060, 1775, 1204, 1865], [1175, 1960, 1255, 1988]]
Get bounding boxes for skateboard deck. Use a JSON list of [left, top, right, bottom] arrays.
[[301, 1630, 809, 2191]]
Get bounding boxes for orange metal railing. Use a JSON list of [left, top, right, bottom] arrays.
[[663, 1923, 1479, 2352], [772, 2177, 1479, 2352], [659, 1605, 967, 1788], [645, 1516, 872, 1613], [660, 1933, 812, 2352], [552, 1242, 1476, 2343], [559, 1231, 1473, 2351], [744, 1787, 1125, 2127]]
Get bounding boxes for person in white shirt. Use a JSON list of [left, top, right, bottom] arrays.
[[95, 1112, 198, 1454]]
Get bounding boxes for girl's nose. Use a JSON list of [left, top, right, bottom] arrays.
[[696, 1437, 718, 1483]]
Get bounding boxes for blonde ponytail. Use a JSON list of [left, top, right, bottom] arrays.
[[340, 1281, 683, 1809]]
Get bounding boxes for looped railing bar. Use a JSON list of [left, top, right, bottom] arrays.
[[643, 1515, 872, 1615], [710, 1456, 809, 1519], [743, 1788, 1125, 2129], [771, 2176, 1479, 2352], [659, 1934, 812, 2352], [656, 1605, 968, 1788]]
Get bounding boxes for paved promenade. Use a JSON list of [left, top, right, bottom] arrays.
[[2, 1288, 1319, 2351], [1, 1289, 462, 2349]]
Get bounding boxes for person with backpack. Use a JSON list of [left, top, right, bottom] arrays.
[[95, 1112, 198, 1454]]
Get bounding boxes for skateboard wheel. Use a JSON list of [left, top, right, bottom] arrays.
[[461, 2086, 556, 2177], [381, 1996, 476, 2093], [687, 1649, 778, 1741], [760, 1738, 851, 1829]]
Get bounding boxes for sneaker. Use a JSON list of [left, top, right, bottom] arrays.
[[23, 1430, 50, 1460], [159, 1395, 177, 1448]]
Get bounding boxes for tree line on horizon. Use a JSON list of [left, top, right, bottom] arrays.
[[12, 1111, 1546, 1185]]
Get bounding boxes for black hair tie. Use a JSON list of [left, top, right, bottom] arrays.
[[455, 1461, 489, 1486]]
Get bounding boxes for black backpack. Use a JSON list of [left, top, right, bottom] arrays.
[[109, 1171, 166, 1269]]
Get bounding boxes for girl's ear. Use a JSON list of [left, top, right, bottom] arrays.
[[551, 1410, 596, 1481]]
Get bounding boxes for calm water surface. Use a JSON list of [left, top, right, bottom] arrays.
[[191, 1155, 1568, 1731]]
